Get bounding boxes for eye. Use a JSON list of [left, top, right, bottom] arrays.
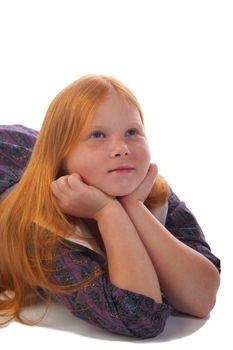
[[90, 131, 105, 139], [127, 128, 138, 136]]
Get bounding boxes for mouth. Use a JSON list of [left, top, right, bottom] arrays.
[[108, 167, 135, 174]]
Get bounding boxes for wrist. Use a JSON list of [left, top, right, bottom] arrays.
[[94, 199, 122, 222], [119, 196, 140, 208], [120, 197, 147, 219]]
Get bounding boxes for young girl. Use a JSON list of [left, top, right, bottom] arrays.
[[0, 75, 220, 339]]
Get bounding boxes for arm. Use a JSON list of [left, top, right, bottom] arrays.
[[119, 198, 220, 318], [117, 164, 220, 318], [95, 199, 162, 302]]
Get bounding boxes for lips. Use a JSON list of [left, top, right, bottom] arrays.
[[108, 166, 134, 172]]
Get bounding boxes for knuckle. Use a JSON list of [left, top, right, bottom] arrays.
[[68, 174, 80, 188]]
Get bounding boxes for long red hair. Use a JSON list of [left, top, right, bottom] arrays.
[[0, 75, 169, 326]]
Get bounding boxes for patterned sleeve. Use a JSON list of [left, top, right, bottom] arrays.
[[50, 243, 172, 339], [165, 187, 221, 273], [0, 124, 38, 197]]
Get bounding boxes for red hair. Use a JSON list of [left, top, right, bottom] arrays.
[[0, 75, 169, 326]]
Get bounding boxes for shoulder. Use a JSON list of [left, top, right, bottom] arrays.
[[0, 124, 38, 147], [0, 124, 39, 197], [164, 186, 202, 230]]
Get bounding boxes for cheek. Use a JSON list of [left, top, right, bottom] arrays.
[[77, 160, 101, 186], [65, 154, 89, 179], [137, 143, 151, 167], [75, 164, 93, 185]]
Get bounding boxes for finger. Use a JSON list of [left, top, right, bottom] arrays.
[[139, 164, 158, 196], [50, 181, 64, 200], [135, 166, 156, 195], [50, 183, 63, 204], [148, 163, 158, 180], [67, 173, 87, 191], [50, 176, 71, 198], [142, 164, 157, 186]]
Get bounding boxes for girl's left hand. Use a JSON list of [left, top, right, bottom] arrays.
[[118, 163, 158, 206]]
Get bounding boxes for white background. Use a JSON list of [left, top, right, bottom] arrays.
[[0, 0, 232, 348]]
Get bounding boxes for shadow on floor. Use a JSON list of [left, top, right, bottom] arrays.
[[20, 302, 207, 343]]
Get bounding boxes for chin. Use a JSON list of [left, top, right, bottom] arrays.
[[104, 187, 136, 197]]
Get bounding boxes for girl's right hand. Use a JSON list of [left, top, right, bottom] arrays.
[[50, 173, 116, 221]]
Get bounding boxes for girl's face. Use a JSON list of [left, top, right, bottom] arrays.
[[64, 92, 151, 197]]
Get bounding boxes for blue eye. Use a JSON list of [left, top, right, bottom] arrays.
[[89, 128, 139, 139], [127, 128, 138, 136], [90, 131, 105, 139]]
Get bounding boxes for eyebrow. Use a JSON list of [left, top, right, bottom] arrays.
[[90, 122, 144, 129]]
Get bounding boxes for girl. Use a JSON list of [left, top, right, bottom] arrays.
[[0, 75, 220, 339]]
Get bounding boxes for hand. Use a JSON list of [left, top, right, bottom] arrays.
[[118, 163, 158, 206], [50, 173, 116, 220]]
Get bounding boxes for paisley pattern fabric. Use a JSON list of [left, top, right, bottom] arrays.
[[0, 124, 220, 339], [51, 244, 171, 338], [0, 124, 38, 197], [165, 190, 221, 271]]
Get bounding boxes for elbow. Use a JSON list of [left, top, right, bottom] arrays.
[[128, 317, 168, 339], [122, 304, 171, 339], [143, 319, 168, 339], [192, 295, 217, 319], [190, 269, 221, 319], [176, 294, 218, 319], [190, 278, 220, 318]]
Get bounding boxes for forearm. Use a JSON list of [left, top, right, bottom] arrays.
[[96, 200, 162, 303], [121, 199, 220, 317]]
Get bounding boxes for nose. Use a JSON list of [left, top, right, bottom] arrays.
[[109, 139, 130, 158]]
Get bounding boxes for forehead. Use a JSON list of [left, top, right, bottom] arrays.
[[92, 92, 142, 125]]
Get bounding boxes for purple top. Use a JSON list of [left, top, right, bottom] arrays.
[[0, 125, 221, 339]]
